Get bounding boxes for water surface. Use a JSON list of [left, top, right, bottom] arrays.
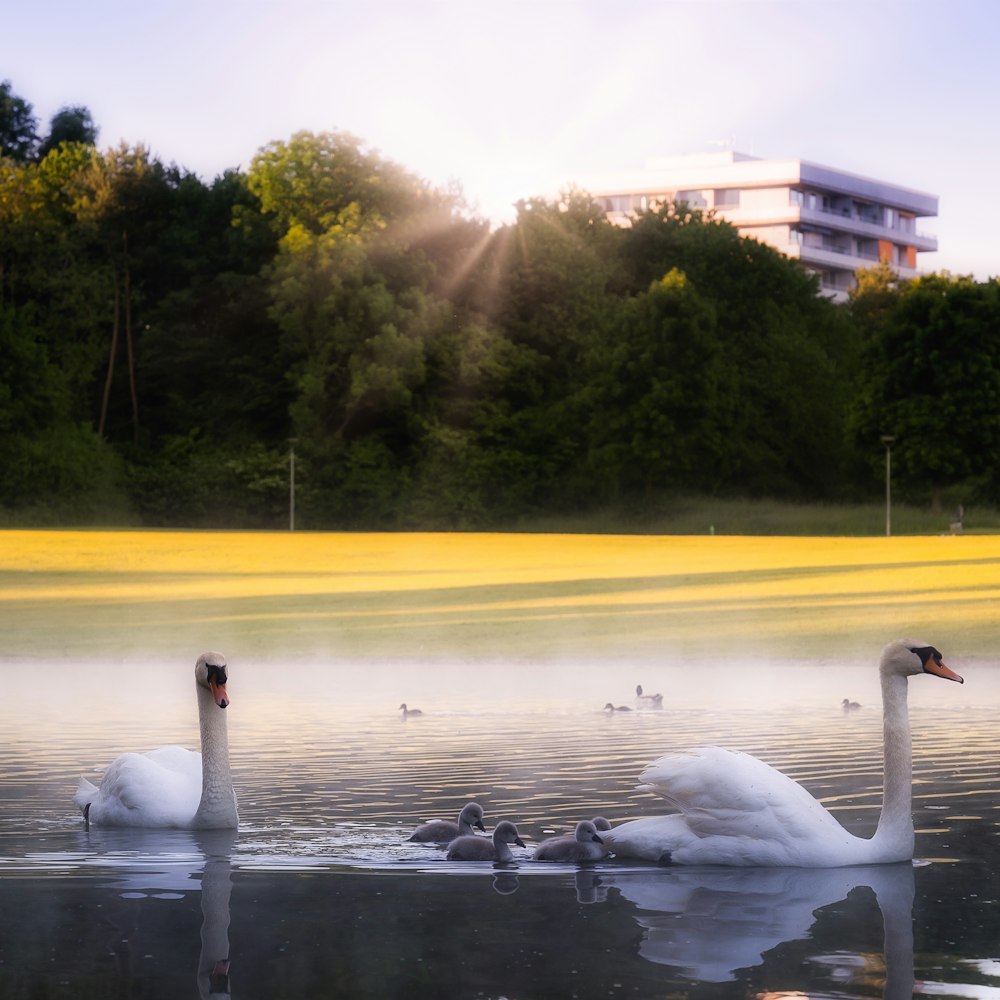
[[2, 653, 998, 998]]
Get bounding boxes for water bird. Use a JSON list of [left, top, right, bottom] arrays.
[[399, 703, 423, 717], [73, 652, 238, 829], [604, 702, 632, 713], [408, 802, 486, 842], [592, 817, 612, 832], [842, 698, 862, 711], [533, 820, 607, 862], [601, 640, 962, 866], [635, 685, 663, 708], [446, 820, 525, 862]]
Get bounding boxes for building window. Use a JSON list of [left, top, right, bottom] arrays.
[[714, 188, 741, 207]]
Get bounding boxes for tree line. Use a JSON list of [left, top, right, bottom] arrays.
[[2, 80, 999, 529]]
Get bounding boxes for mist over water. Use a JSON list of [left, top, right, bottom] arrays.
[[2, 652, 998, 998]]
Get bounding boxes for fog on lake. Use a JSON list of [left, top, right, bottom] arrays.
[[2, 651, 999, 999]]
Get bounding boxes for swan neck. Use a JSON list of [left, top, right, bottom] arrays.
[[194, 684, 238, 828], [875, 671, 913, 848]]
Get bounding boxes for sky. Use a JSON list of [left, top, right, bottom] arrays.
[[4, 0, 999, 278]]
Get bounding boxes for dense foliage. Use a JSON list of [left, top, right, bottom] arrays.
[[2, 80, 996, 528]]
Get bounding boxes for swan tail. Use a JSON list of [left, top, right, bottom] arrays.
[[73, 776, 99, 814]]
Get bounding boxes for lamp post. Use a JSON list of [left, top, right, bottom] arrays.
[[881, 435, 895, 537], [288, 438, 298, 532]]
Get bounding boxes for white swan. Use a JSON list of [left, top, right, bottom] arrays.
[[533, 820, 607, 862], [635, 685, 663, 709], [446, 820, 525, 861], [408, 802, 486, 842], [73, 652, 238, 829], [602, 640, 962, 866]]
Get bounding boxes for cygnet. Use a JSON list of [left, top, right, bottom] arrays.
[[533, 820, 607, 862], [408, 802, 486, 842], [447, 820, 525, 862]]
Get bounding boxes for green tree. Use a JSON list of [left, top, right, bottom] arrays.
[[851, 272, 1000, 509], [584, 268, 728, 497], [0, 80, 37, 161], [37, 105, 98, 158]]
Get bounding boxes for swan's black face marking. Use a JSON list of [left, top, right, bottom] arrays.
[[912, 645, 943, 669], [206, 663, 228, 687]]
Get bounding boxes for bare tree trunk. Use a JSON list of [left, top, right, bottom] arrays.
[[98, 269, 120, 438]]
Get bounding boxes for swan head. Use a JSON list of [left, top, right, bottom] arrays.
[[195, 651, 230, 708], [881, 639, 963, 684], [575, 820, 604, 844], [494, 820, 526, 848], [460, 802, 487, 831]]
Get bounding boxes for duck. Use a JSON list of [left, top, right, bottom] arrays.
[[635, 685, 663, 709], [601, 640, 962, 867], [604, 702, 632, 713], [446, 820, 525, 862], [533, 820, 607, 862], [842, 698, 862, 711], [399, 703, 423, 717], [408, 802, 486, 842], [73, 652, 238, 829]]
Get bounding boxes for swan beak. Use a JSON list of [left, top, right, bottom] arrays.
[[925, 659, 964, 684], [592, 834, 605, 844], [210, 678, 231, 707], [475, 819, 486, 832], [514, 836, 526, 848]]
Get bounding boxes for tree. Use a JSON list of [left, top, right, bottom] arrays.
[[0, 80, 37, 161], [851, 272, 1000, 509], [37, 105, 99, 158]]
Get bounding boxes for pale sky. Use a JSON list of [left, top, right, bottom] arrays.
[[4, 0, 999, 278]]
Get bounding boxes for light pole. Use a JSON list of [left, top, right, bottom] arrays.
[[881, 435, 895, 537], [288, 438, 298, 532]]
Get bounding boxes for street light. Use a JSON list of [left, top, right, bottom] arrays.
[[288, 438, 298, 532], [881, 435, 895, 537]]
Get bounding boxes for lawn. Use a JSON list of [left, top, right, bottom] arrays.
[[1, 529, 997, 666]]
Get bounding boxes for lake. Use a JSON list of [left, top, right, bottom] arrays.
[[1, 649, 997, 999]]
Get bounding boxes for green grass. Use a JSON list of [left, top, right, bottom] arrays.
[[512, 496, 992, 537]]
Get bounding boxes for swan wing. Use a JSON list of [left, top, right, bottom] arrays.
[[603, 747, 861, 865], [78, 747, 203, 827], [639, 747, 846, 842]]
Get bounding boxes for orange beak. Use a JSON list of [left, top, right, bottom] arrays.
[[209, 677, 230, 707], [925, 658, 963, 684]]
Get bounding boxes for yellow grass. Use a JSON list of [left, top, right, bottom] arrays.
[[1, 529, 998, 663]]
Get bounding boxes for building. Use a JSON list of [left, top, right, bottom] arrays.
[[587, 151, 938, 301]]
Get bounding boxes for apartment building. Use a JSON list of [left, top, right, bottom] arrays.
[[588, 151, 938, 301]]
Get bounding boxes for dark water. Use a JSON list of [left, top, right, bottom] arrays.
[[1, 655, 998, 999]]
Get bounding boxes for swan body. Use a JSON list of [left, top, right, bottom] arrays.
[[408, 802, 486, 842], [447, 820, 525, 861], [602, 640, 962, 867], [635, 685, 663, 709], [534, 820, 607, 862], [73, 652, 238, 830]]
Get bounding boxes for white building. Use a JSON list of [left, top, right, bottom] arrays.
[[587, 151, 938, 301]]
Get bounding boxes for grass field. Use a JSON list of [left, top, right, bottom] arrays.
[[1, 528, 998, 666]]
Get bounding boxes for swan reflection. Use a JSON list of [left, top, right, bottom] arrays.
[[602, 862, 914, 997], [77, 828, 236, 998]]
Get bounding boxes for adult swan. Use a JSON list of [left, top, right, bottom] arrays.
[[74, 652, 239, 829], [601, 640, 962, 867]]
